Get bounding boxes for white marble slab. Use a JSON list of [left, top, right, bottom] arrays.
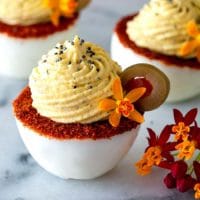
[[0, 0, 199, 199]]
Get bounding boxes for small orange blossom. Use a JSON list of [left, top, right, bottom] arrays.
[[194, 183, 200, 199], [179, 20, 200, 61], [145, 146, 162, 166], [44, 0, 78, 26], [172, 122, 190, 141], [175, 139, 196, 160], [99, 78, 146, 127], [135, 156, 152, 176]]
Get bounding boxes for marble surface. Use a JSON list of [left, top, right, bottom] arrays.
[[0, 0, 200, 199]]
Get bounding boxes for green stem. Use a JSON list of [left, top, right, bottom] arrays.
[[196, 152, 200, 162], [188, 152, 200, 175]]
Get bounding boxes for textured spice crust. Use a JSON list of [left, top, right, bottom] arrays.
[[115, 14, 200, 70], [0, 14, 78, 39], [13, 87, 138, 140]]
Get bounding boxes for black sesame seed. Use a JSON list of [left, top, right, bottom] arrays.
[[71, 42, 74, 45], [60, 45, 63, 49], [56, 57, 62, 62], [73, 85, 77, 89], [88, 60, 94, 64], [96, 68, 100, 72], [80, 39, 84, 45], [59, 51, 63, 55], [82, 55, 86, 59], [43, 60, 47, 63], [63, 47, 67, 50], [89, 65, 93, 70], [68, 61, 72, 65], [54, 52, 58, 55], [87, 47, 91, 50]]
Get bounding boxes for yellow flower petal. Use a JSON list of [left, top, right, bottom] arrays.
[[187, 20, 200, 37], [99, 99, 116, 111], [128, 109, 144, 124], [109, 111, 121, 127], [112, 78, 123, 100], [125, 87, 146, 103], [179, 40, 198, 56]]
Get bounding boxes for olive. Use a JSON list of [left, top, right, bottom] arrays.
[[120, 63, 170, 111], [77, 0, 91, 11]]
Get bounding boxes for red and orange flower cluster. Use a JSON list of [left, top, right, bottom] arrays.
[[44, 0, 78, 26], [136, 108, 200, 199]]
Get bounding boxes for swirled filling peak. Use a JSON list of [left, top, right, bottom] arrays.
[[127, 0, 200, 58], [29, 36, 121, 124]]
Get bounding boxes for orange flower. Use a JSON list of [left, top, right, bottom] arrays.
[[172, 122, 190, 141], [135, 156, 152, 176], [175, 140, 196, 160], [179, 20, 200, 61], [194, 183, 200, 199], [44, 0, 78, 26], [145, 146, 162, 166], [99, 78, 146, 127]]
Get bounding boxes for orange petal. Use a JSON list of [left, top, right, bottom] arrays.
[[112, 78, 123, 100], [179, 40, 197, 56], [60, 0, 78, 16], [187, 20, 199, 37], [51, 9, 60, 26], [44, 0, 59, 8], [128, 109, 144, 123], [99, 99, 116, 111], [125, 87, 146, 103], [109, 111, 121, 127]]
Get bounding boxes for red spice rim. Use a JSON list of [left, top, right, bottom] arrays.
[[0, 13, 79, 39], [115, 13, 200, 70], [13, 87, 139, 140]]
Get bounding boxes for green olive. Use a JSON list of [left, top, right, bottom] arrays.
[[120, 63, 170, 111]]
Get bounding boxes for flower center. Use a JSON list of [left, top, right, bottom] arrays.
[[116, 98, 134, 117], [145, 146, 162, 165], [172, 122, 190, 141]]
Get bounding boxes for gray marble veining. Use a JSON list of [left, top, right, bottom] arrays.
[[0, 0, 199, 199]]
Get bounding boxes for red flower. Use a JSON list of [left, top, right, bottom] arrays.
[[147, 125, 177, 164], [164, 173, 176, 189], [171, 160, 188, 179], [173, 108, 198, 126], [189, 123, 200, 150], [194, 161, 200, 182], [172, 108, 197, 141], [176, 175, 196, 192], [135, 108, 200, 198]]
